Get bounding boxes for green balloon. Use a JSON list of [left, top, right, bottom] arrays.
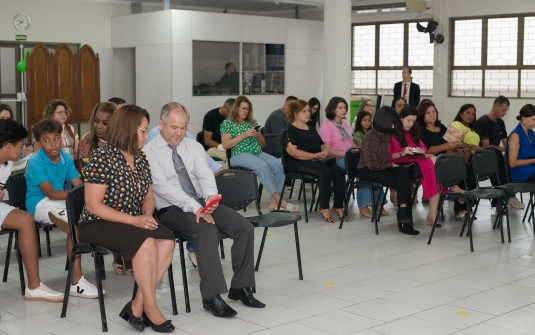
[[17, 60, 26, 72]]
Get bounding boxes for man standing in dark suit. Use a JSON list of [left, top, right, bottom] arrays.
[[393, 67, 420, 107]]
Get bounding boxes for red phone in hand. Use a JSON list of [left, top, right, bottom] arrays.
[[200, 195, 222, 214]]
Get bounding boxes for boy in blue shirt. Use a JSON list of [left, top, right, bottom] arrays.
[[27, 119, 102, 299], [0, 119, 63, 302]]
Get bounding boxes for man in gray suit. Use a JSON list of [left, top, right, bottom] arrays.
[[144, 102, 265, 318]]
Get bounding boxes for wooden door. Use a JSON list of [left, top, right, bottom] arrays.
[[26, 43, 52, 135], [75, 45, 100, 123], [51, 44, 76, 122]]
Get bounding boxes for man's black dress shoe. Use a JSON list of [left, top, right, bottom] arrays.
[[228, 288, 266, 308], [202, 294, 237, 318]]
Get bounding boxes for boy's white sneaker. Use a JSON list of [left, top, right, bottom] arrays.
[[70, 276, 105, 299], [48, 209, 70, 233], [25, 282, 64, 302]]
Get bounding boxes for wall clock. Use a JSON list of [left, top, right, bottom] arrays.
[[14, 13, 30, 31]]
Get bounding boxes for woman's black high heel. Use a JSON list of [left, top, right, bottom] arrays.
[[119, 301, 144, 331], [142, 312, 175, 333]]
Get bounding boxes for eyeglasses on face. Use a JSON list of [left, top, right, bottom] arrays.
[[55, 110, 67, 115], [365, 104, 375, 108], [239, 107, 250, 112], [137, 127, 149, 134]]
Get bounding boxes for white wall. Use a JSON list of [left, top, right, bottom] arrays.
[[1, 0, 124, 129], [352, 0, 535, 133], [111, 9, 324, 134]]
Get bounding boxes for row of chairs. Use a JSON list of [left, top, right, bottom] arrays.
[[4, 168, 303, 332]]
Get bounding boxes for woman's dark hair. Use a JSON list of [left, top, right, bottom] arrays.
[[0, 119, 28, 148], [32, 119, 63, 141], [454, 104, 478, 133], [394, 105, 420, 148], [417, 99, 441, 128], [88, 101, 117, 153], [324, 97, 348, 121], [308, 97, 320, 128], [372, 106, 399, 134], [391, 97, 406, 109], [517, 104, 535, 121], [0, 104, 14, 119], [105, 105, 150, 155], [354, 111, 372, 135]]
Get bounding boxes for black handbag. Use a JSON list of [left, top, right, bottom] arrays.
[[399, 162, 422, 180]]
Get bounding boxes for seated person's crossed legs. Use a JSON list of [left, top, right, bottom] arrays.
[[159, 203, 264, 318]]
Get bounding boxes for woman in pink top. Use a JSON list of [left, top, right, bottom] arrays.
[[389, 105, 440, 226], [320, 97, 388, 218]]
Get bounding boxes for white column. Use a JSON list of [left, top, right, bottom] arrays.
[[323, 0, 352, 107]]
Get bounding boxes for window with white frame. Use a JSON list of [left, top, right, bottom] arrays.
[[351, 21, 434, 96], [450, 14, 535, 98]]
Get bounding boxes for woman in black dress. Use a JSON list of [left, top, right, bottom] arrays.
[[78, 105, 175, 333], [283, 99, 346, 222], [417, 100, 471, 219]]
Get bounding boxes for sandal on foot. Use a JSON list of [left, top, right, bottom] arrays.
[[318, 206, 334, 222], [124, 268, 133, 276], [285, 203, 299, 213], [331, 207, 348, 222], [112, 262, 124, 275]]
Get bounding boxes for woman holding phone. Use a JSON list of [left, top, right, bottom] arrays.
[[221, 96, 297, 212]]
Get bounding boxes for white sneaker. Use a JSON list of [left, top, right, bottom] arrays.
[[25, 282, 64, 302], [508, 197, 525, 209], [48, 209, 70, 233], [70, 276, 105, 299], [188, 251, 198, 270]]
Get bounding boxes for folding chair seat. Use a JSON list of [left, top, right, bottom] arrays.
[[503, 154, 535, 226]]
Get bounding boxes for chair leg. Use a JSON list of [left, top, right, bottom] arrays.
[[314, 184, 321, 212], [36, 228, 42, 258], [99, 255, 106, 280], [45, 227, 52, 257], [309, 181, 316, 212], [3, 232, 13, 282], [177, 240, 191, 313], [294, 223, 303, 280], [258, 184, 264, 203], [339, 181, 353, 229], [428, 196, 445, 245], [466, 200, 475, 252], [298, 181, 304, 200], [255, 228, 268, 271], [167, 264, 178, 315], [370, 187, 379, 235], [499, 197, 505, 244], [61, 250, 76, 318], [288, 179, 296, 199], [15, 233, 25, 296], [522, 194, 531, 223], [92, 250, 108, 332], [301, 178, 309, 223], [219, 240, 225, 259]]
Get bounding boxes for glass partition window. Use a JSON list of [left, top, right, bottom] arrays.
[[192, 41, 240, 96], [242, 43, 284, 95]]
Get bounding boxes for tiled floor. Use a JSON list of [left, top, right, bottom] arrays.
[[0, 185, 535, 334]]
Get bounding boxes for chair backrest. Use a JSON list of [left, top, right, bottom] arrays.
[[262, 133, 283, 158], [7, 170, 27, 210], [215, 169, 260, 213], [196, 131, 203, 143], [344, 146, 361, 180], [66, 184, 85, 227], [65, 184, 85, 244], [471, 149, 500, 185], [435, 153, 467, 190], [226, 149, 233, 168]]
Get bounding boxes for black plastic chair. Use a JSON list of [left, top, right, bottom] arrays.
[[279, 146, 318, 222], [262, 133, 283, 158], [61, 185, 178, 332], [340, 147, 389, 234], [428, 154, 506, 252], [216, 169, 304, 279], [472, 149, 535, 239], [7, 171, 54, 257], [504, 154, 535, 226]]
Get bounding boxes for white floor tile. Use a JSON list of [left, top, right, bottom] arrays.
[[370, 316, 457, 335], [411, 304, 494, 329], [450, 294, 530, 316], [298, 310, 383, 335], [342, 298, 422, 322]]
